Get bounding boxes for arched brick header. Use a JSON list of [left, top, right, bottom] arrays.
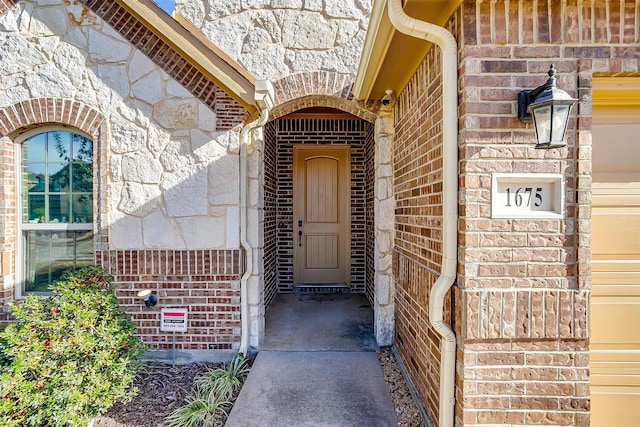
[[270, 72, 377, 122], [270, 95, 377, 123], [272, 71, 355, 104], [0, 98, 105, 139]]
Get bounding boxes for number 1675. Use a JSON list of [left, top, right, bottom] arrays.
[[505, 187, 543, 208]]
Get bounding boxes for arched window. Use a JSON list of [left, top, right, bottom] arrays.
[[18, 129, 94, 294]]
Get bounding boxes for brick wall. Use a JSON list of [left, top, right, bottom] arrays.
[[393, 44, 448, 423], [263, 120, 278, 308], [452, 0, 639, 426], [365, 123, 375, 305], [394, 1, 639, 425], [272, 117, 371, 292], [0, 137, 15, 322], [96, 249, 241, 350], [0, 0, 16, 15]]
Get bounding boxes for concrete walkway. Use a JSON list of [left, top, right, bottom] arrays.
[[225, 293, 398, 427]]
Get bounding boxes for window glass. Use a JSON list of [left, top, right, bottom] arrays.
[[21, 131, 94, 294], [23, 230, 94, 293]]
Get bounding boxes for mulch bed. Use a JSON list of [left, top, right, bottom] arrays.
[[94, 350, 426, 426], [93, 362, 228, 427]]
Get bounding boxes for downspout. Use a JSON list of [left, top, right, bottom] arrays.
[[387, 1, 458, 427], [239, 81, 274, 357]]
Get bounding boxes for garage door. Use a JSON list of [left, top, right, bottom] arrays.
[[590, 78, 640, 427]]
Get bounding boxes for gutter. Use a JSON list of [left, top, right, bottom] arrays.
[[239, 81, 274, 356], [387, 1, 459, 427]]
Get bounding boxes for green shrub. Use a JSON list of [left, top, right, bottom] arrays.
[[0, 334, 11, 368], [0, 266, 146, 427], [165, 356, 250, 427]]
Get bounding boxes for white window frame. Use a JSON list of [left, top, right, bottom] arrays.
[[15, 126, 95, 298]]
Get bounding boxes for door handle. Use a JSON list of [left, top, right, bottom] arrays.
[[298, 230, 302, 247]]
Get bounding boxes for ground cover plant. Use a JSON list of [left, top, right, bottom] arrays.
[[164, 356, 251, 427], [0, 266, 146, 427]]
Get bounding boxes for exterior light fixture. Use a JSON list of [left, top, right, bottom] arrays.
[[137, 289, 157, 308], [381, 89, 394, 106], [518, 64, 577, 149]]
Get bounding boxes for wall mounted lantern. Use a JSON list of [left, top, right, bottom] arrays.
[[518, 64, 577, 149]]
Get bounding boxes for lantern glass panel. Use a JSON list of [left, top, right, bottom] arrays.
[[551, 104, 571, 143], [532, 105, 552, 144]]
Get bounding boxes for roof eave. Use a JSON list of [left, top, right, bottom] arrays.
[[118, 0, 257, 113], [353, 0, 462, 102], [352, 1, 392, 102]]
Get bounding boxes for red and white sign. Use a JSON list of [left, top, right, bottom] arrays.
[[160, 308, 188, 332]]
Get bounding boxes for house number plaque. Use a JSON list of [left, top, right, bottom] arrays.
[[491, 173, 564, 219]]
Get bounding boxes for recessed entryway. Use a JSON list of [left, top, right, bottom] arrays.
[[262, 111, 374, 302], [262, 293, 375, 351]]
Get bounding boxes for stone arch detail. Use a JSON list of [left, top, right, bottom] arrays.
[[0, 98, 106, 138]]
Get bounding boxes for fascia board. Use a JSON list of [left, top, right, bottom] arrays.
[[353, 0, 393, 102], [353, 0, 462, 102]]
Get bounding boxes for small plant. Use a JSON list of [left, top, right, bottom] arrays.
[[165, 356, 250, 427], [164, 386, 232, 427], [0, 266, 146, 427], [193, 355, 251, 399]]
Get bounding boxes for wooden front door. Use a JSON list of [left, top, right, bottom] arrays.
[[293, 146, 350, 286]]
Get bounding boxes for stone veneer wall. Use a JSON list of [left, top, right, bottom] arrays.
[[175, 0, 370, 81], [273, 117, 370, 292], [453, 1, 638, 426], [0, 1, 248, 350], [78, 0, 246, 130]]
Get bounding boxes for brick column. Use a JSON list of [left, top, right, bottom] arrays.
[[0, 136, 16, 323]]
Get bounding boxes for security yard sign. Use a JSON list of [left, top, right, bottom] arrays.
[[160, 308, 188, 332]]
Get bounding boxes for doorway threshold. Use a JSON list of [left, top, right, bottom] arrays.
[[294, 283, 349, 294]]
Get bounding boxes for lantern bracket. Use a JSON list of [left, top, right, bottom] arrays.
[[518, 65, 557, 122]]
